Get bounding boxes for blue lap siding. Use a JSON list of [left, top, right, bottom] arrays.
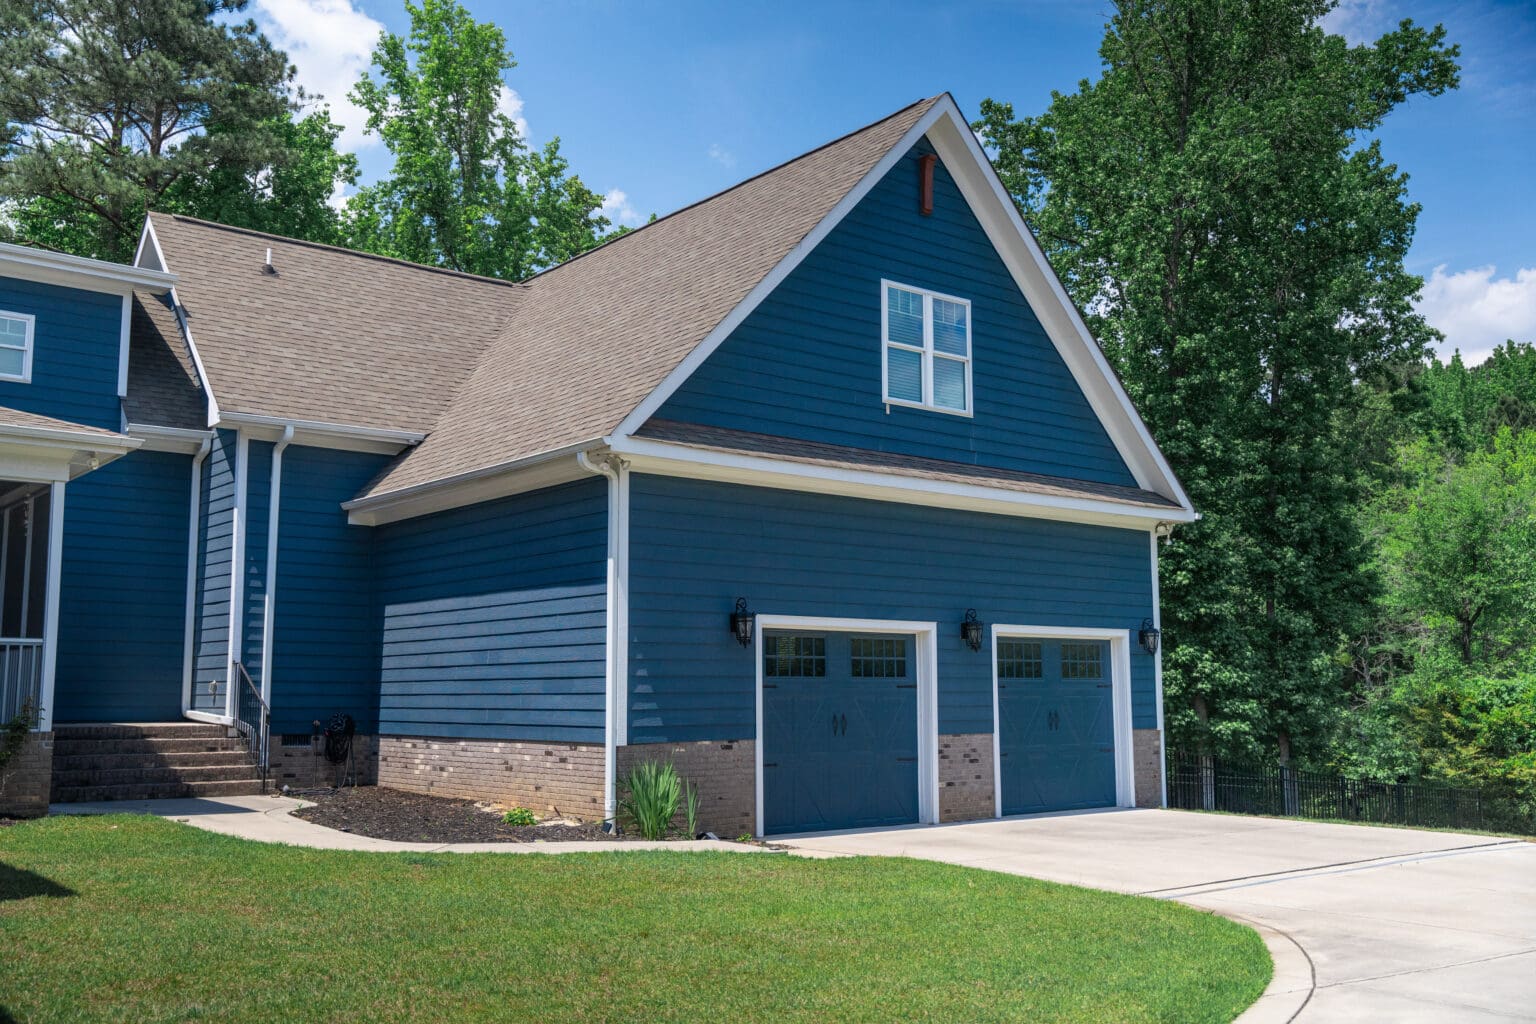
[[626, 474, 1156, 744], [655, 139, 1135, 487], [54, 451, 192, 721], [374, 479, 607, 744], [268, 446, 392, 734], [190, 428, 237, 713], [0, 277, 123, 431]]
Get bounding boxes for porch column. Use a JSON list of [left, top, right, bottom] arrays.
[[38, 480, 64, 732]]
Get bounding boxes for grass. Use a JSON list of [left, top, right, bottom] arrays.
[[1, 815, 1270, 1024]]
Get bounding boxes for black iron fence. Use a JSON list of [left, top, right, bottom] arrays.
[[1166, 753, 1508, 833]]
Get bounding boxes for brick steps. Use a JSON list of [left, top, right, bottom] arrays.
[[50, 723, 264, 803]]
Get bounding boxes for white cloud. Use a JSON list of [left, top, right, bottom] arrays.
[[598, 189, 642, 228], [1417, 264, 1536, 364], [497, 85, 530, 142], [253, 0, 384, 150], [1318, 0, 1390, 45], [707, 143, 736, 169]]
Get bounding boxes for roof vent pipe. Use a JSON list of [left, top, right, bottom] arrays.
[[262, 248, 277, 276]]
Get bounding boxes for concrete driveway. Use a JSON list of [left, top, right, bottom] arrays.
[[776, 810, 1536, 1023]]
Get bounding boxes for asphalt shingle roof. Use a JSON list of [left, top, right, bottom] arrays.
[[123, 292, 207, 431]]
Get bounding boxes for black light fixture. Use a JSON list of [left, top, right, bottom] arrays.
[[1139, 618, 1161, 656], [961, 609, 985, 652], [730, 598, 755, 647]]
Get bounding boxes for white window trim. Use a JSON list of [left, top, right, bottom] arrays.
[[0, 310, 36, 384], [754, 614, 940, 837], [880, 280, 973, 418], [989, 624, 1136, 816]]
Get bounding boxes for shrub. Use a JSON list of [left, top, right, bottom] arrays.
[[501, 807, 538, 826], [620, 761, 681, 840], [0, 698, 37, 772], [684, 780, 702, 838]]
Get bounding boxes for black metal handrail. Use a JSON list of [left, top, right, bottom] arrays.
[[232, 662, 270, 793], [1167, 752, 1498, 832]]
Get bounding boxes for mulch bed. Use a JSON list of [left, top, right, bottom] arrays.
[[291, 785, 684, 844]]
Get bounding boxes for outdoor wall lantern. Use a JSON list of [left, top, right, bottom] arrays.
[[1139, 618, 1161, 656], [730, 598, 755, 647], [961, 609, 985, 652]]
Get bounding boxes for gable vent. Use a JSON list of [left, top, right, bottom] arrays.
[[918, 153, 937, 216]]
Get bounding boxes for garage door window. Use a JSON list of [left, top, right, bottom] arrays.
[[765, 635, 825, 677], [1060, 642, 1104, 679], [851, 637, 907, 677], [997, 639, 1043, 678]]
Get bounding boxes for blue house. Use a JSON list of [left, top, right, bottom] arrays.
[[0, 95, 1195, 834]]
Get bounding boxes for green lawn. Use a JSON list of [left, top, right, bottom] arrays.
[[1, 816, 1269, 1023]]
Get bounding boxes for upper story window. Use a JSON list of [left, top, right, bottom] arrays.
[[0, 312, 35, 383], [881, 281, 971, 415]]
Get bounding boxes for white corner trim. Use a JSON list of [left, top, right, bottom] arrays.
[[260, 426, 293, 708], [117, 294, 132, 398], [181, 436, 212, 717], [225, 432, 249, 718], [753, 614, 940, 837], [36, 481, 65, 733], [612, 100, 953, 438], [608, 434, 1194, 530], [0, 240, 176, 296], [989, 624, 1136, 814]]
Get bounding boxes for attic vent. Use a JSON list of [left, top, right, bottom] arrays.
[[918, 153, 937, 216]]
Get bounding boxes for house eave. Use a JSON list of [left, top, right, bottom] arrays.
[[216, 411, 425, 454], [0, 241, 178, 296]]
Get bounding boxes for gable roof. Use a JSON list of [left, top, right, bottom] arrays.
[[123, 292, 206, 431], [140, 213, 524, 435], [359, 96, 943, 500]]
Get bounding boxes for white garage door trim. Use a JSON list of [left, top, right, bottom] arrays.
[[754, 614, 940, 836], [989, 624, 1136, 816]]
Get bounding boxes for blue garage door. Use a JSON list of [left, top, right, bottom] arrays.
[[997, 637, 1116, 815], [762, 631, 919, 835]]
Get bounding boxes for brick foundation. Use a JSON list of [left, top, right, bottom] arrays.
[[617, 740, 755, 837], [377, 736, 605, 818], [939, 732, 995, 822], [270, 734, 377, 791], [1133, 728, 1164, 808], [0, 731, 53, 818]]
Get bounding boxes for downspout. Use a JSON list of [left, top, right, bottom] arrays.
[[182, 436, 213, 716], [260, 426, 294, 710], [577, 450, 623, 824]]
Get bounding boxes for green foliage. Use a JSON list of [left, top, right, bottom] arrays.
[[0, 698, 37, 772], [500, 806, 537, 826], [162, 109, 359, 245], [976, 0, 1459, 762], [0, 0, 296, 260], [683, 779, 701, 837], [343, 0, 607, 279], [618, 760, 681, 840]]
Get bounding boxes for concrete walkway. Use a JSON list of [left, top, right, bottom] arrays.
[[50, 794, 767, 855], [776, 809, 1536, 1023]]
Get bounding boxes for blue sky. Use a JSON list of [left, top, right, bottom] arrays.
[[253, 0, 1535, 363]]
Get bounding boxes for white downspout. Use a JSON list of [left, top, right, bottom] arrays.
[[577, 450, 625, 823], [225, 432, 250, 720], [182, 436, 213, 716], [260, 426, 294, 710]]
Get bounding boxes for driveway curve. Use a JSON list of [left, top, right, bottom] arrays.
[[775, 809, 1536, 1023]]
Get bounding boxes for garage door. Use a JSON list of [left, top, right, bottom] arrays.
[[997, 637, 1116, 815], [762, 631, 919, 835]]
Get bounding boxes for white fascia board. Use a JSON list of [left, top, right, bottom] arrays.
[[214, 412, 424, 454], [611, 100, 953, 438], [126, 422, 216, 454], [0, 241, 177, 296], [607, 435, 1196, 531], [0, 424, 141, 451], [343, 444, 594, 526], [922, 107, 1193, 512]]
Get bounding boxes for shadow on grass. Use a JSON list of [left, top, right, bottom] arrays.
[[0, 861, 74, 902], [0, 1005, 16, 1023]]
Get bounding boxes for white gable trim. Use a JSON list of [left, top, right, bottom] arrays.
[[136, 217, 221, 427], [611, 96, 1192, 513], [612, 99, 953, 439]]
